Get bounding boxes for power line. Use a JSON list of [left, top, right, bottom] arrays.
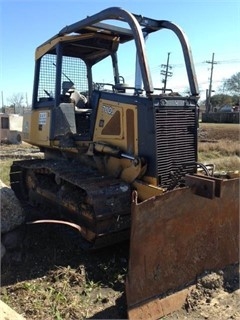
[[217, 59, 240, 64], [160, 58, 240, 69], [105, 57, 239, 91]]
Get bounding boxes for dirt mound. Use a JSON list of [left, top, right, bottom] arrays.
[[167, 264, 240, 320]]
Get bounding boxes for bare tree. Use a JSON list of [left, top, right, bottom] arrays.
[[7, 93, 24, 114], [222, 72, 240, 95]]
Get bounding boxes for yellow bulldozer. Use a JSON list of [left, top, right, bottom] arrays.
[[10, 7, 239, 319]]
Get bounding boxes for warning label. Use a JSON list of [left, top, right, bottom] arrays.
[[39, 112, 47, 125]]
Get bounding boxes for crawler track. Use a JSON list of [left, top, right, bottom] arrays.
[[10, 159, 131, 249]]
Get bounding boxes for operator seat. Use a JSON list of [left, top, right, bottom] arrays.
[[61, 81, 88, 109], [70, 90, 88, 109]]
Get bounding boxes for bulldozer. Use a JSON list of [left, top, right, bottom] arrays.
[[10, 7, 239, 319]]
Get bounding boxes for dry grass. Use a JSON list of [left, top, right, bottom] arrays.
[[198, 140, 239, 156], [207, 156, 240, 172], [198, 140, 240, 171], [198, 123, 240, 171]]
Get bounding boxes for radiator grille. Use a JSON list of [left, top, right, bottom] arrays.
[[155, 108, 196, 188]]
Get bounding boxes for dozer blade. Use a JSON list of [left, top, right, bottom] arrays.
[[126, 175, 239, 320]]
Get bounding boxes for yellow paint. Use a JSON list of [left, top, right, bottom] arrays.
[[93, 98, 138, 155], [143, 175, 158, 186], [36, 34, 95, 60], [22, 109, 50, 147], [35, 33, 120, 60], [133, 180, 165, 201]]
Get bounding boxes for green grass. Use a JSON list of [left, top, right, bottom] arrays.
[[1, 263, 124, 320], [0, 159, 13, 186]]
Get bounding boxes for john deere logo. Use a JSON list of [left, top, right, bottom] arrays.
[[102, 105, 114, 116]]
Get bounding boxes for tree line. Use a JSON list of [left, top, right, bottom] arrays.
[[208, 72, 240, 108]]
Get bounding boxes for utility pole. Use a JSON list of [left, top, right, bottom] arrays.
[[1, 91, 4, 111], [26, 92, 28, 108], [205, 53, 217, 112], [161, 52, 172, 93]]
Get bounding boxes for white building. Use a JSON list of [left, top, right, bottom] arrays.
[[0, 113, 23, 144]]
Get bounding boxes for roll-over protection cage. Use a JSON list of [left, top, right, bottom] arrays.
[[33, 6, 199, 107]]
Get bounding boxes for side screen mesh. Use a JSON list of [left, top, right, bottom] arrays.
[[37, 54, 88, 101], [62, 56, 88, 94], [38, 54, 56, 100]]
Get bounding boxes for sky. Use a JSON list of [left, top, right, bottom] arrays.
[[0, 0, 239, 106]]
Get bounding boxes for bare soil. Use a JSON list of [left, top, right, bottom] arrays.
[[166, 264, 240, 320], [199, 123, 239, 142], [1, 123, 239, 319], [1, 223, 129, 319]]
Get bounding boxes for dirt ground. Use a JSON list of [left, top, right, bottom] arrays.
[[1, 224, 239, 320], [1, 223, 129, 319], [166, 264, 240, 320], [1, 123, 239, 319]]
